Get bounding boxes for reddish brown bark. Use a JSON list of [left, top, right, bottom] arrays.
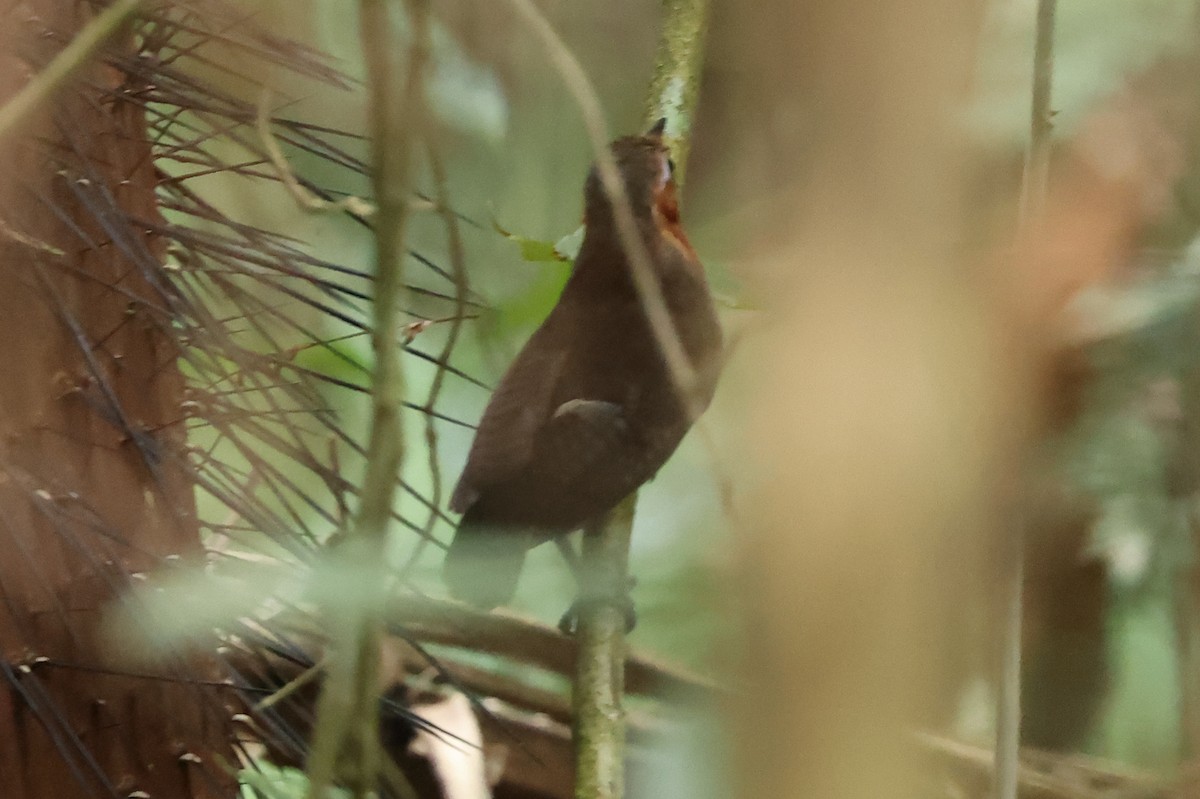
[[0, 2, 236, 796]]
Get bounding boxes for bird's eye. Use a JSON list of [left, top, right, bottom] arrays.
[[657, 156, 673, 188]]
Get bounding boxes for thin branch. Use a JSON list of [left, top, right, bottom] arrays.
[[994, 524, 1026, 799], [410, 143, 471, 570], [1018, 0, 1057, 230], [572, 509, 634, 799], [996, 4, 1056, 799], [256, 89, 376, 218], [353, 0, 426, 536], [384, 596, 719, 699], [303, 0, 431, 796]]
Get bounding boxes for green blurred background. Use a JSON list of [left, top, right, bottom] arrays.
[[178, 0, 1200, 774]]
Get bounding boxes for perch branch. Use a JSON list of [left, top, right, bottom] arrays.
[[411, 144, 471, 569], [642, 0, 711, 182], [385, 597, 719, 699]]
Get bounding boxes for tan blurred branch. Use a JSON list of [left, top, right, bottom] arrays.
[[917, 732, 1176, 799], [387, 597, 719, 699], [731, 0, 997, 796]]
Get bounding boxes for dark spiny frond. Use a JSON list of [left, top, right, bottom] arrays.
[[0, 1, 494, 790]]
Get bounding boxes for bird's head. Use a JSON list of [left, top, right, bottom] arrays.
[[582, 118, 680, 231]]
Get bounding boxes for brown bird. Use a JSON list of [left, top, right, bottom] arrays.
[[443, 119, 723, 610]]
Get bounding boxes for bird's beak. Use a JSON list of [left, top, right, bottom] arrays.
[[647, 117, 667, 139]]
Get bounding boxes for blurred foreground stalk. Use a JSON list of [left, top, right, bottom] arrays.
[[304, 1, 429, 797], [726, 2, 1018, 798]]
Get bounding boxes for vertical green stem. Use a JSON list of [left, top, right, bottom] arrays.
[[572, 3, 710, 799], [304, 1, 429, 797], [1174, 365, 1200, 757], [642, 0, 711, 181], [995, 3, 1055, 799], [1017, 0, 1056, 229], [355, 2, 425, 537], [573, 500, 635, 799], [993, 526, 1025, 799]]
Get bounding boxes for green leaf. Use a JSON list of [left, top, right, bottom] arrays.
[[554, 225, 585, 261], [491, 217, 571, 264], [241, 762, 348, 799]]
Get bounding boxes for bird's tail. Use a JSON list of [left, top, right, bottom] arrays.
[[443, 511, 533, 610]]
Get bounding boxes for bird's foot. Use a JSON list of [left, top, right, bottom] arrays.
[[557, 579, 637, 636]]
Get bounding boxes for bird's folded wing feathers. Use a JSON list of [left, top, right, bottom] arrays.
[[527, 399, 634, 488], [449, 324, 569, 512]]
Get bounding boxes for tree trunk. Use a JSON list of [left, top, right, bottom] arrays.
[[0, 2, 236, 796]]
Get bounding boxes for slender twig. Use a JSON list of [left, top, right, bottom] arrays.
[[255, 658, 325, 711], [256, 89, 377, 218], [0, 0, 145, 142], [995, 4, 1056, 799], [410, 144, 471, 569], [994, 524, 1026, 799], [639, 0, 737, 527], [303, 0, 431, 797]]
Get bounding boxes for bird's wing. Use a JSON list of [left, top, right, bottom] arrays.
[[450, 321, 570, 513], [533, 399, 636, 485]]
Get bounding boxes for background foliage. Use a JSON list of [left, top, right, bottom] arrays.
[[187, 0, 1200, 774]]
